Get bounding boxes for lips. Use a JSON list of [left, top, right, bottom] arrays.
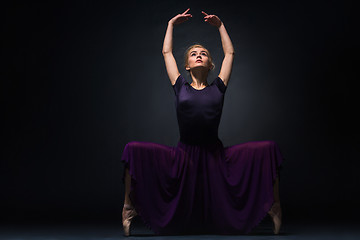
[[196, 60, 203, 63]]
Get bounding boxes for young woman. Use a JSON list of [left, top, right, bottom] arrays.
[[121, 9, 283, 236]]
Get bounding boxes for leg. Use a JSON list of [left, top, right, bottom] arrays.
[[268, 176, 282, 234], [124, 167, 132, 206], [121, 141, 181, 235], [122, 167, 137, 236], [224, 140, 283, 234]]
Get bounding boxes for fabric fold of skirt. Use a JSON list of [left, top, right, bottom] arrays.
[[121, 140, 283, 235]]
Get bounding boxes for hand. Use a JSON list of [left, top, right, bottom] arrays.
[[202, 11, 222, 28], [169, 8, 192, 25]]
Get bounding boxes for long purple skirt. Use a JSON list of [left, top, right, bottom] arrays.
[[121, 139, 283, 235]]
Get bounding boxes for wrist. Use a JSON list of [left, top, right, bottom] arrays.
[[168, 20, 175, 26], [218, 22, 224, 29]]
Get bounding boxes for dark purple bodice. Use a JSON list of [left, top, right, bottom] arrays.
[[173, 74, 227, 145]]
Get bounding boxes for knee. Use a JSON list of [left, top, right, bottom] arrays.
[[125, 141, 145, 152], [124, 141, 160, 153], [244, 140, 278, 152], [126, 141, 141, 149], [258, 140, 277, 149]]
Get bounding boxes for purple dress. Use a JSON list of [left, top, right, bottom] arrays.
[[121, 75, 283, 235]]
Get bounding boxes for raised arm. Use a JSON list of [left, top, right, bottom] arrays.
[[202, 11, 235, 86], [162, 9, 192, 85]]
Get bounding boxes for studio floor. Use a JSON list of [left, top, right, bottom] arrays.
[[1, 219, 359, 240]]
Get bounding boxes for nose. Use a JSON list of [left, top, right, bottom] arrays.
[[196, 54, 202, 59]]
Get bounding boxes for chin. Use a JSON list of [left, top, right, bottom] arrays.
[[191, 65, 208, 70]]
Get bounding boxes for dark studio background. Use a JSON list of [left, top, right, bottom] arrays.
[[2, 0, 358, 228]]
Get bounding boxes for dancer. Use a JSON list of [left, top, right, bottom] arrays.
[[121, 8, 283, 236]]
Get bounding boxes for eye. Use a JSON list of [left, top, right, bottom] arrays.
[[201, 52, 207, 56], [191, 53, 196, 56]]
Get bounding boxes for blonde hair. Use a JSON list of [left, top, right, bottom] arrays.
[[184, 44, 215, 71]]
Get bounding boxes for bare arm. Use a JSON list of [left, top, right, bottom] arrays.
[[202, 12, 235, 86], [162, 9, 192, 85]]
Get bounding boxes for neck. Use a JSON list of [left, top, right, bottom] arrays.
[[190, 69, 208, 89]]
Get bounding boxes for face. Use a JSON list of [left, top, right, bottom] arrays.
[[186, 47, 211, 71]]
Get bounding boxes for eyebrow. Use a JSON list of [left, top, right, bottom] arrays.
[[190, 50, 207, 54]]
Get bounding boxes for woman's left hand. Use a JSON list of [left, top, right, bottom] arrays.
[[202, 11, 222, 28]]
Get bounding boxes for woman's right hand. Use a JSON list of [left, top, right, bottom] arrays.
[[169, 8, 192, 25]]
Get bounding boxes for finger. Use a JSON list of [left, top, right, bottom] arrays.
[[184, 14, 192, 18], [201, 11, 208, 16], [183, 8, 190, 14]]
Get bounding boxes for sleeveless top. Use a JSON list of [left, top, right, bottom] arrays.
[[173, 74, 227, 145]]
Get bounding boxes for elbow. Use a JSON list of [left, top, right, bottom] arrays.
[[225, 50, 235, 56], [162, 49, 172, 56], [224, 51, 235, 59]]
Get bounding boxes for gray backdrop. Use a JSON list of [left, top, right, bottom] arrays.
[[2, 0, 357, 224]]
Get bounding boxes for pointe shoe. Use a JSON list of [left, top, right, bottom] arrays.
[[122, 204, 137, 236], [268, 202, 282, 234]]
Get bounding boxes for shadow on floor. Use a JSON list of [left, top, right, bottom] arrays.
[[0, 218, 359, 240]]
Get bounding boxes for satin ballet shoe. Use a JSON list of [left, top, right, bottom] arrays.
[[268, 202, 282, 234], [122, 204, 137, 236]]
